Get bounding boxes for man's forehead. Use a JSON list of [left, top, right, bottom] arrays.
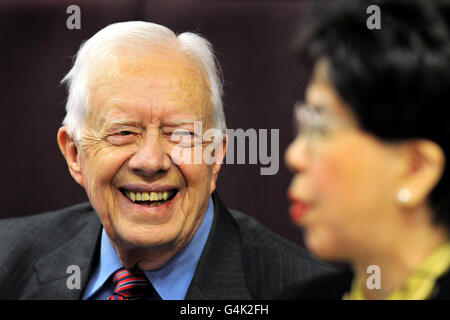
[[120, 53, 201, 75], [88, 53, 208, 104], [85, 49, 212, 126], [87, 95, 207, 125], [90, 49, 206, 87]]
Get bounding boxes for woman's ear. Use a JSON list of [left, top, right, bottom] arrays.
[[57, 127, 84, 187], [396, 140, 445, 209]]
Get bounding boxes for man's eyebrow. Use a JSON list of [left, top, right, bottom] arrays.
[[163, 117, 203, 126], [102, 118, 205, 129], [104, 119, 141, 128]]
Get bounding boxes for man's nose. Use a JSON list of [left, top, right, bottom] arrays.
[[128, 131, 171, 178], [285, 136, 310, 174]]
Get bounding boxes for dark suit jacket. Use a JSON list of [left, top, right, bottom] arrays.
[[0, 193, 336, 299]]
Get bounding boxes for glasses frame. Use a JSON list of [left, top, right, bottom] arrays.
[[293, 101, 356, 147]]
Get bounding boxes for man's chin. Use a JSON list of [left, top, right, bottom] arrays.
[[112, 223, 181, 251]]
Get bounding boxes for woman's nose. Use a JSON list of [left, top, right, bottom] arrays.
[[285, 136, 309, 174]]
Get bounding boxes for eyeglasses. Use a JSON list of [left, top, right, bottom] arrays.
[[293, 101, 353, 146]]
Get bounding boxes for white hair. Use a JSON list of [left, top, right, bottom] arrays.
[[61, 21, 226, 142]]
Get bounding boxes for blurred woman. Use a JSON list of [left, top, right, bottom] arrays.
[[285, 0, 450, 299]]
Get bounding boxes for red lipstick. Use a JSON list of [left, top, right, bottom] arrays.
[[289, 198, 310, 221]]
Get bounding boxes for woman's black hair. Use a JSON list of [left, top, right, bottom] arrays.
[[296, 0, 450, 230]]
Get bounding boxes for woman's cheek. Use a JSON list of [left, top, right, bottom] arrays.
[[312, 148, 349, 206], [311, 142, 369, 237]]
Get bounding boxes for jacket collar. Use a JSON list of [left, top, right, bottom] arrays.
[[186, 192, 252, 299], [30, 206, 101, 299]]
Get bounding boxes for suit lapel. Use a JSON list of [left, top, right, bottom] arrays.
[[186, 193, 252, 299], [27, 210, 102, 299]]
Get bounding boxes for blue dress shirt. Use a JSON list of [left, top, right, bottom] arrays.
[[82, 197, 214, 300]]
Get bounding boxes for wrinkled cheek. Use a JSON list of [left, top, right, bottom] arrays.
[[82, 167, 108, 213], [169, 145, 201, 166], [80, 152, 121, 212], [178, 162, 213, 217]]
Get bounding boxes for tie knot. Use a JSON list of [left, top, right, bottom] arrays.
[[108, 267, 153, 300]]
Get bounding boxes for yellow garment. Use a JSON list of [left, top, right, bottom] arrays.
[[343, 242, 450, 300]]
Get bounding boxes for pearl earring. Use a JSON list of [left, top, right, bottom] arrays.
[[397, 188, 411, 204]]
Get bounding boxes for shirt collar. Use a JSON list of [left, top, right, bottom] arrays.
[[83, 196, 214, 300]]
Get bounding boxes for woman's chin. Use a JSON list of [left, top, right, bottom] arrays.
[[304, 231, 345, 262]]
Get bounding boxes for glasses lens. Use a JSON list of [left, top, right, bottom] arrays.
[[293, 102, 310, 137]]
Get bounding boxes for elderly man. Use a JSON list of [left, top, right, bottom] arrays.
[[0, 21, 334, 300]]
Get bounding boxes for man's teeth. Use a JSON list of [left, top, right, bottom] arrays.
[[125, 190, 173, 202]]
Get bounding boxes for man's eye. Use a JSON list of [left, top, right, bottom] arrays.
[[174, 131, 194, 136], [106, 130, 137, 145], [119, 131, 134, 136]]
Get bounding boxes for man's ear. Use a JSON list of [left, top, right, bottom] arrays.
[[210, 133, 228, 193], [396, 139, 445, 209], [57, 127, 84, 187]]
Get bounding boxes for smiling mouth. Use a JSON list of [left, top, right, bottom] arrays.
[[119, 188, 178, 207]]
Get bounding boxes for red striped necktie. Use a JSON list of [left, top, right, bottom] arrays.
[[107, 267, 159, 300]]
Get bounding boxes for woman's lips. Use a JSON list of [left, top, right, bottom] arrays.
[[289, 198, 310, 222]]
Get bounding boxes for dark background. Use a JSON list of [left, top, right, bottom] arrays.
[[0, 0, 331, 245]]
